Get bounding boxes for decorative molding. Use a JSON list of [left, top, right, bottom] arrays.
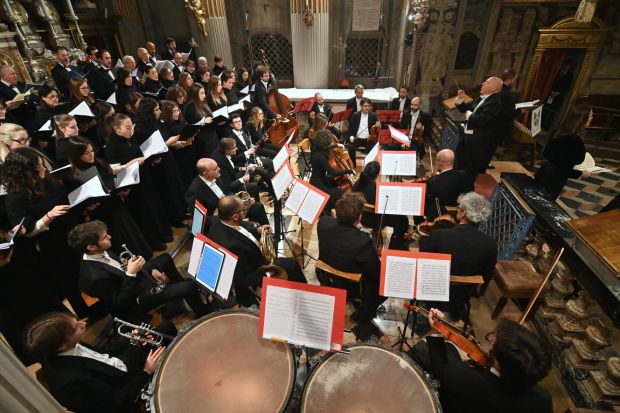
[[291, 0, 328, 14]]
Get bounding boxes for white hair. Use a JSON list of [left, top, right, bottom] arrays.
[[122, 55, 135, 64], [197, 57, 208, 64], [457, 192, 492, 224]]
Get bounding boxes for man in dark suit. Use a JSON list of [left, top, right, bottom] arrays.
[[317, 192, 385, 340], [310, 92, 333, 121], [24, 311, 167, 413], [185, 157, 269, 226], [171, 52, 184, 81], [252, 67, 280, 120], [498, 68, 520, 147], [227, 113, 274, 175], [455, 76, 503, 182], [68, 220, 213, 322], [345, 84, 364, 113], [145, 41, 159, 60], [0, 64, 35, 128], [208, 195, 307, 306], [87, 49, 116, 101], [136, 48, 155, 77], [81, 45, 99, 77], [389, 86, 411, 121], [424, 149, 473, 220], [50, 46, 82, 100], [410, 312, 553, 413], [419, 192, 497, 320], [398, 96, 431, 159], [347, 97, 380, 167], [210, 137, 261, 201], [161, 37, 177, 61]]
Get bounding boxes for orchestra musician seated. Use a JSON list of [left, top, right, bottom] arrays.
[[347, 98, 380, 168], [207, 195, 307, 307], [68, 220, 214, 323], [310, 93, 341, 139], [419, 192, 497, 321], [317, 192, 385, 340], [352, 161, 410, 250], [210, 137, 262, 203], [389, 85, 411, 119], [185, 158, 269, 227], [345, 84, 365, 113], [399, 96, 431, 160], [227, 113, 274, 173], [409, 309, 553, 413], [23, 311, 168, 413], [424, 149, 474, 220]]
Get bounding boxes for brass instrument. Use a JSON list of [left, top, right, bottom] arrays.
[[113, 317, 175, 347], [257, 228, 288, 279], [235, 191, 252, 209], [119, 244, 167, 294]]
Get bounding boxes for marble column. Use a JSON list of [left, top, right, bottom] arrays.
[[195, 0, 233, 69], [290, 0, 329, 88]]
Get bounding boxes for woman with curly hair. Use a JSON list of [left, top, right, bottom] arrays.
[[310, 130, 353, 212], [2, 147, 90, 317]]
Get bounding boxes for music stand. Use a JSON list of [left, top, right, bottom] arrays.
[[392, 299, 416, 352], [376, 110, 401, 126]]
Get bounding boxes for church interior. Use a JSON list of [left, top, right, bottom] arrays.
[[0, 0, 620, 412]]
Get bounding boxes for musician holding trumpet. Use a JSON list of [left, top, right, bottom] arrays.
[[68, 220, 215, 323]]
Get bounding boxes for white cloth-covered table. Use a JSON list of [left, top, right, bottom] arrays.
[[278, 87, 399, 103]]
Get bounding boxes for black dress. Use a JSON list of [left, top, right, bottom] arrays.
[[245, 122, 279, 158], [160, 119, 197, 189], [534, 133, 586, 200], [133, 125, 187, 225], [309, 149, 348, 211], [33, 104, 67, 159], [183, 103, 219, 158], [105, 134, 171, 248], [4, 179, 90, 318], [116, 84, 139, 114], [141, 78, 166, 99], [207, 95, 229, 138]]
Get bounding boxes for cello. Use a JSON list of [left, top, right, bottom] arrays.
[[259, 49, 298, 147]]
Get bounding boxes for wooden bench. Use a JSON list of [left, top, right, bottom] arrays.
[[491, 260, 549, 319]]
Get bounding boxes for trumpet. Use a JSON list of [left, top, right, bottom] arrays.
[[113, 317, 175, 347], [119, 244, 167, 294]]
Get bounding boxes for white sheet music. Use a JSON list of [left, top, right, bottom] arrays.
[[240, 94, 252, 103], [227, 102, 244, 113], [181, 52, 190, 62], [381, 152, 417, 176], [106, 92, 117, 105], [211, 106, 229, 119], [114, 161, 140, 188], [214, 253, 237, 300], [383, 255, 416, 299], [263, 285, 335, 351], [297, 188, 327, 224], [364, 143, 379, 166], [285, 181, 309, 214], [193, 118, 205, 126], [187, 237, 204, 277], [38, 119, 52, 131], [272, 146, 289, 172], [68, 176, 109, 208], [515, 99, 540, 109], [140, 130, 169, 158], [239, 85, 250, 94], [415, 258, 451, 302], [388, 125, 411, 145], [376, 185, 424, 216], [271, 164, 294, 200], [154, 60, 174, 72], [68, 101, 94, 117]]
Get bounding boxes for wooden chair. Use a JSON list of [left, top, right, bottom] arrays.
[[491, 260, 549, 319], [315, 260, 362, 300], [449, 275, 485, 333]]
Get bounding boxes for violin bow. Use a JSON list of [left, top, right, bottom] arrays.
[[518, 247, 564, 325], [408, 303, 483, 345]]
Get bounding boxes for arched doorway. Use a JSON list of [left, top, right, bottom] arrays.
[[521, 16, 610, 130]]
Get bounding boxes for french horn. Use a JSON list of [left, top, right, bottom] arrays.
[[257, 228, 288, 280]]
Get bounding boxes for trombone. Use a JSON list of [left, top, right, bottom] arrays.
[[113, 317, 175, 347]]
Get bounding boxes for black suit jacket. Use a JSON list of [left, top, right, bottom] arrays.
[[51, 63, 82, 99], [252, 79, 277, 119], [0, 81, 35, 128], [185, 176, 229, 214], [210, 150, 243, 192], [389, 97, 411, 112], [43, 344, 149, 413], [348, 111, 378, 139], [207, 219, 266, 288], [424, 169, 473, 220], [310, 102, 333, 121], [498, 84, 518, 140], [317, 216, 380, 278], [0, 81, 24, 101], [87, 66, 116, 100], [400, 109, 431, 139], [136, 59, 153, 77], [345, 96, 360, 112]]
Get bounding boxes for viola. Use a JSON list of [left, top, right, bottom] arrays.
[[417, 214, 457, 236], [404, 303, 491, 368], [413, 171, 440, 183], [412, 122, 425, 146], [369, 124, 380, 144]]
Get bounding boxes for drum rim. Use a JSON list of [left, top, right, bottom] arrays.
[[150, 308, 296, 413], [299, 341, 443, 413]]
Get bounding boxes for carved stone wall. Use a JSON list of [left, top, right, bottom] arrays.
[[487, 8, 536, 77]]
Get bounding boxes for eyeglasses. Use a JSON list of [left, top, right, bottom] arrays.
[[11, 137, 31, 145], [43, 95, 59, 100]]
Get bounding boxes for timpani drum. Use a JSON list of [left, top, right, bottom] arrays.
[[149, 309, 296, 413], [300, 343, 442, 413]]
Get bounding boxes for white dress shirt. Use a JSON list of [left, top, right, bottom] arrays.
[[222, 222, 260, 247], [59, 343, 128, 372], [199, 175, 225, 199], [463, 94, 490, 135], [357, 113, 370, 140], [83, 251, 137, 277], [356, 97, 362, 112]]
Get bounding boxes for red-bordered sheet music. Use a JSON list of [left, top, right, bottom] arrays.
[[375, 181, 426, 216]]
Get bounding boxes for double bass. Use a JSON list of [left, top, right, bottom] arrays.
[[259, 49, 298, 147]]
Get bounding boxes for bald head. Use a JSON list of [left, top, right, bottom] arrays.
[[146, 42, 156, 55], [137, 48, 149, 62], [217, 195, 242, 221], [410, 96, 421, 112], [436, 149, 455, 171], [480, 76, 502, 95], [196, 158, 219, 180]]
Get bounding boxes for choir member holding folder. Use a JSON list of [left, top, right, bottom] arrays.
[[105, 114, 171, 251], [3, 147, 90, 318], [317, 192, 385, 340], [114, 69, 140, 115], [184, 83, 217, 157], [33, 85, 65, 154], [160, 100, 196, 189], [419, 192, 497, 321]]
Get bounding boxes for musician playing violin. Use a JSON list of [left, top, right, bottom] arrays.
[[310, 130, 354, 212], [409, 308, 553, 413], [347, 98, 380, 168], [398, 96, 431, 159]]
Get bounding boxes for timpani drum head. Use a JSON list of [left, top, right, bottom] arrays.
[[151, 309, 295, 413], [300, 343, 442, 413]]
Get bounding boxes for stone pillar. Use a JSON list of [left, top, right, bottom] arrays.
[[196, 0, 233, 69], [290, 0, 329, 88]]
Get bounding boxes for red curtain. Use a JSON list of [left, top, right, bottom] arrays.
[[521, 49, 565, 125]]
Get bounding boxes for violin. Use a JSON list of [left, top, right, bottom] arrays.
[[413, 171, 440, 183], [412, 122, 425, 146], [404, 303, 491, 368], [369, 124, 380, 144], [418, 214, 457, 236]]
